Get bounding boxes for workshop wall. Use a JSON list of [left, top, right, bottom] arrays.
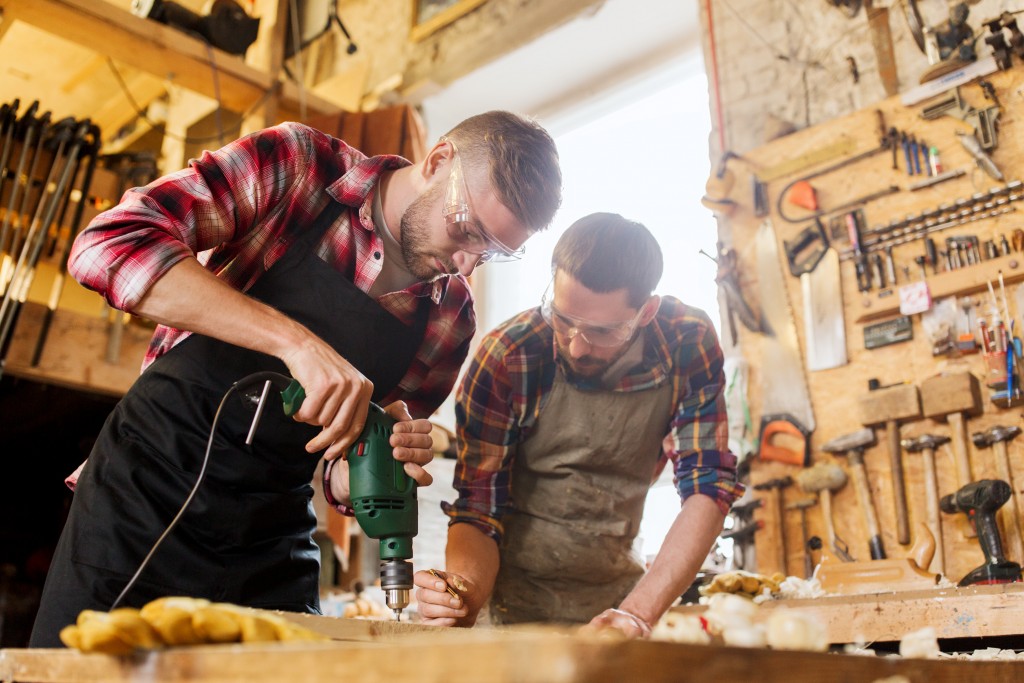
[[702, 7, 1024, 590], [699, 0, 1021, 155]]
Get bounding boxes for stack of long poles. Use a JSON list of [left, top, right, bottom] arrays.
[[0, 98, 100, 377]]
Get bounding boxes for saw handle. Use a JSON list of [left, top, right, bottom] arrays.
[[759, 416, 811, 466]]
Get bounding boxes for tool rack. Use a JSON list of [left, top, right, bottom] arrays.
[[0, 145, 152, 396], [721, 63, 1024, 599]]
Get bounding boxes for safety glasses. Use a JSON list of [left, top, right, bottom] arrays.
[[540, 282, 645, 347], [442, 138, 524, 263]]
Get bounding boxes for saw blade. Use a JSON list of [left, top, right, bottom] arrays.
[[755, 220, 816, 432], [803, 248, 848, 371]]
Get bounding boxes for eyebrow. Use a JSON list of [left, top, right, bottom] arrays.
[[552, 309, 627, 331]]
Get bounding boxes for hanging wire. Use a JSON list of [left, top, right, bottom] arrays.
[[288, 0, 308, 123], [203, 42, 226, 146], [106, 58, 277, 146], [105, 4, 310, 150]]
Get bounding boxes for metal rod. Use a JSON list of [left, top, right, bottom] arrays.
[[245, 380, 275, 445], [31, 125, 100, 367], [840, 205, 1017, 260], [0, 102, 42, 258], [0, 119, 89, 375], [0, 100, 21, 210]]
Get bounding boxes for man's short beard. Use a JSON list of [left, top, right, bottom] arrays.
[[398, 182, 451, 281]]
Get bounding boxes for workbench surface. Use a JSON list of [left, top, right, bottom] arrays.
[[673, 582, 1024, 645], [2, 626, 1022, 683]]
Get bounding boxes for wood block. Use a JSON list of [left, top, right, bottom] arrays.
[[920, 372, 983, 420], [858, 383, 921, 426], [674, 583, 1024, 645]]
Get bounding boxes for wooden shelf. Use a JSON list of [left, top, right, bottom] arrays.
[[852, 251, 1024, 323], [0, 0, 339, 123], [3, 301, 150, 397]]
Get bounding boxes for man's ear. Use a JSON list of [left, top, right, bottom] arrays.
[[421, 140, 456, 181], [638, 295, 661, 326]]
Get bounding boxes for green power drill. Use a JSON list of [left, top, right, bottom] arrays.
[[344, 402, 417, 619], [274, 376, 417, 619]]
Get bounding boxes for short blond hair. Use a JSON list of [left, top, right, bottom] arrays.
[[442, 111, 561, 233]]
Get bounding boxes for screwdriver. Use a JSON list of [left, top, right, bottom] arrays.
[[925, 237, 938, 274], [901, 133, 913, 175]]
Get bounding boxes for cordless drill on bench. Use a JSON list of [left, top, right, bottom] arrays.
[[940, 479, 1022, 586]]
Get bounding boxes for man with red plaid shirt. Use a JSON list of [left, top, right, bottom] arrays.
[[30, 111, 561, 647]]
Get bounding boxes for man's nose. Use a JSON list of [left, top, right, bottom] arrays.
[[568, 330, 592, 358], [453, 251, 483, 277]]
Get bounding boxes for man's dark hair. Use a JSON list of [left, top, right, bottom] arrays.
[[552, 213, 663, 308], [443, 111, 562, 233]]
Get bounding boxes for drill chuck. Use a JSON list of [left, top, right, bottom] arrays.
[[381, 558, 413, 617]]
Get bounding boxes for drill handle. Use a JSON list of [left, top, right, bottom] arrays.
[[975, 509, 1007, 564]]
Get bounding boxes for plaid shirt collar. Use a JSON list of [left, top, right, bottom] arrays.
[[332, 153, 451, 304]]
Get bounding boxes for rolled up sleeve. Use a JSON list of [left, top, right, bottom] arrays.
[[666, 319, 745, 514]]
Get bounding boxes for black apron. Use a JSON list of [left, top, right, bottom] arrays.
[[30, 200, 428, 646]]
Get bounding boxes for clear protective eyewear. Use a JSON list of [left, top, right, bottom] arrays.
[[540, 284, 645, 347], [442, 138, 524, 263]]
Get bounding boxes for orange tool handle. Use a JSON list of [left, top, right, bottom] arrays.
[[758, 415, 811, 466]]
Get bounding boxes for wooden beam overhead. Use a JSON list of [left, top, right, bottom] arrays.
[[0, 0, 339, 121]]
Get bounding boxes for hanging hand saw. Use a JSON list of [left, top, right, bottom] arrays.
[[755, 220, 816, 466]]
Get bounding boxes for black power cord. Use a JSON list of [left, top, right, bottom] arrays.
[[109, 371, 293, 610]]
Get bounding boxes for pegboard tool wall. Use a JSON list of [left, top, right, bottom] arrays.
[[724, 65, 1024, 585]]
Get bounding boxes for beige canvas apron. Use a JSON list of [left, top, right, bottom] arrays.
[[490, 366, 673, 625]]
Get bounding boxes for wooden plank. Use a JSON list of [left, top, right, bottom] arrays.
[[0, 0, 338, 120], [241, 0, 287, 134], [2, 629, 1024, 683], [3, 300, 149, 397], [674, 583, 1024, 644], [271, 610, 440, 641]]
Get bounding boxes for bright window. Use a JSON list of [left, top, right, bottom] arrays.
[[477, 53, 720, 342]]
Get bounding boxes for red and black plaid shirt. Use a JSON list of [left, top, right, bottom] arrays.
[[68, 122, 476, 417]]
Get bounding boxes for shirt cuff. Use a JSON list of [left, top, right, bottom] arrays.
[[323, 459, 355, 517]]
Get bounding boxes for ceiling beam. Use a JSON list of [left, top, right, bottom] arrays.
[[0, 0, 338, 122]]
